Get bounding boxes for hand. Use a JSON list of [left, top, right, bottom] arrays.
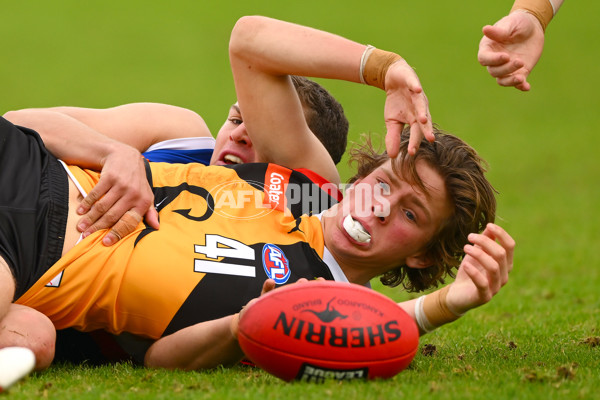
[[240, 278, 323, 317], [446, 224, 515, 315], [232, 278, 326, 338], [76, 144, 159, 245], [478, 11, 545, 91], [383, 59, 433, 157]]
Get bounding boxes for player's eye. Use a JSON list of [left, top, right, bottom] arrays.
[[404, 210, 416, 222], [377, 180, 390, 194]]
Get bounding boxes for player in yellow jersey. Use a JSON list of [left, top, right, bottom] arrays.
[[0, 115, 513, 371], [0, 16, 514, 372]]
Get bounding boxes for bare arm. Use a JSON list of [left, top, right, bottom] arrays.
[[42, 103, 212, 148], [3, 104, 210, 245], [144, 315, 244, 370], [4, 103, 211, 156], [229, 16, 432, 183], [145, 279, 277, 370]]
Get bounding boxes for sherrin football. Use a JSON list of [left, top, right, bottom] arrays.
[[237, 281, 419, 382]]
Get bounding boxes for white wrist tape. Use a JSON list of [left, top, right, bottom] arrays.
[[414, 295, 435, 333], [359, 45, 376, 85]]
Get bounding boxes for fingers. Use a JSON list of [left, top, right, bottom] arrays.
[[77, 174, 156, 245], [478, 46, 511, 67], [482, 223, 516, 268], [76, 186, 103, 216], [407, 124, 424, 156], [514, 80, 531, 92], [384, 94, 432, 157], [77, 186, 125, 235], [103, 210, 143, 246], [385, 122, 404, 158], [463, 244, 503, 296], [496, 73, 530, 91], [463, 223, 515, 294], [477, 33, 511, 68], [78, 194, 148, 245], [460, 257, 493, 302], [383, 60, 433, 158], [486, 59, 525, 78], [261, 279, 277, 295]]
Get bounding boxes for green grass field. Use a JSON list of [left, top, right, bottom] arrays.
[[1, 0, 599, 398]]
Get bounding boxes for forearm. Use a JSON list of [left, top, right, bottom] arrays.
[[398, 286, 462, 336], [229, 16, 368, 182], [45, 103, 212, 147], [513, 0, 564, 13], [511, 0, 565, 31], [5, 103, 211, 163], [230, 16, 364, 84], [3, 109, 134, 169], [144, 315, 245, 371]]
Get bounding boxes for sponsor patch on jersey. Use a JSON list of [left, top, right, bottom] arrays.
[[262, 244, 291, 284], [263, 165, 292, 212]]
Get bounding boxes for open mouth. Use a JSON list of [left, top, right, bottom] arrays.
[[223, 154, 243, 165], [343, 215, 371, 243]]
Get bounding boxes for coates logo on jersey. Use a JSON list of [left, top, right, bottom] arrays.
[[262, 244, 291, 284], [263, 165, 291, 212]]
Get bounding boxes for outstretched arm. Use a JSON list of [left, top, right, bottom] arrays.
[[477, 0, 564, 91], [229, 16, 432, 174], [145, 279, 277, 370], [398, 223, 515, 335]]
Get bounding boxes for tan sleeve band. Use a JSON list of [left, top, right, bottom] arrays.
[[511, 0, 554, 32], [422, 285, 461, 328], [362, 49, 403, 90]]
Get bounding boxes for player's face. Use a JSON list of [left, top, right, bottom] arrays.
[[210, 103, 259, 166], [322, 159, 452, 283]]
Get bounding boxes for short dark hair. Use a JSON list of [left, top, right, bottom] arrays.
[[348, 127, 497, 292], [291, 76, 349, 165]]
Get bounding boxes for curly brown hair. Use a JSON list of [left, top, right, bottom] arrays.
[[348, 127, 497, 292]]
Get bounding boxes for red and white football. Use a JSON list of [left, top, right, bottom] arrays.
[[237, 281, 419, 382]]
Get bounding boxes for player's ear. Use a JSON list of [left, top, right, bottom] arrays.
[[405, 251, 433, 269]]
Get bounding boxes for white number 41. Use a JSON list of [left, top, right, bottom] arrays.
[[194, 234, 256, 277]]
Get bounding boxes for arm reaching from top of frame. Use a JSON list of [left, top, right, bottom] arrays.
[[478, 0, 564, 91], [229, 15, 432, 174]]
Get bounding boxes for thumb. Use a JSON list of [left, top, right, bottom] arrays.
[[144, 206, 160, 230], [482, 24, 510, 43]]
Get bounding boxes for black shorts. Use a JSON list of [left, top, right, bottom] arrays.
[[0, 117, 69, 300]]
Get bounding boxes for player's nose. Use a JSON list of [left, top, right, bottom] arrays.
[[230, 123, 252, 146]]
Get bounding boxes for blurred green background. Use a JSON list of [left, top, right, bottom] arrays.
[[1, 1, 599, 397]]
